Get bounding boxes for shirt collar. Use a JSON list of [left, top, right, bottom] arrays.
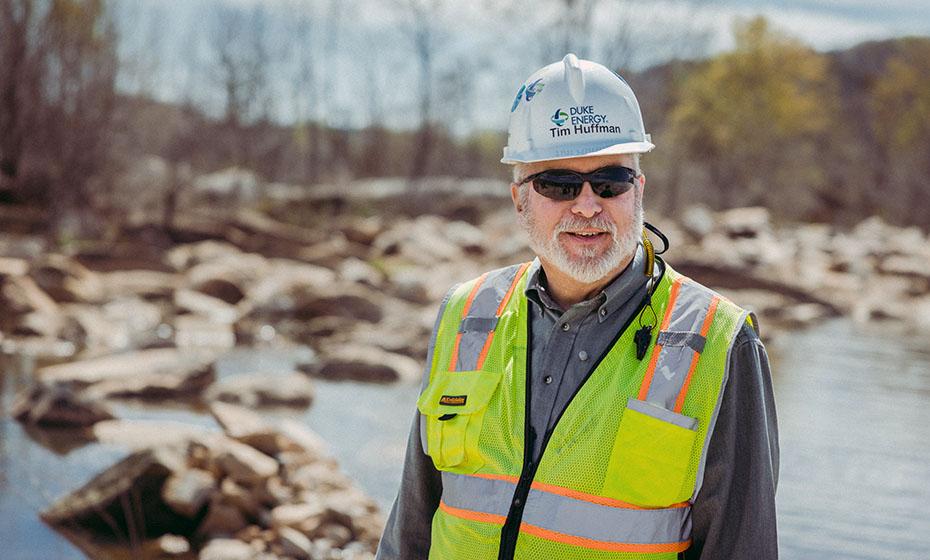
[[524, 244, 650, 323]]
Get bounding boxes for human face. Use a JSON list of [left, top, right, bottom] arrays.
[[511, 154, 644, 285]]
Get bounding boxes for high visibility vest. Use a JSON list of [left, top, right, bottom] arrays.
[[417, 261, 752, 560]]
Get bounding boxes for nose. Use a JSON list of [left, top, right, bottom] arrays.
[[570, 182, 602, 218]]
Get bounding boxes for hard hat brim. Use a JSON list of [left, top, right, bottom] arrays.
[[500, 140, 655, 164]]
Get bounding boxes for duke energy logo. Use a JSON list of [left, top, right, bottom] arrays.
[[549, 105, 624, 138]]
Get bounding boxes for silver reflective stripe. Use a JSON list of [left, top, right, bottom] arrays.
[[656, 331, 706, 353], [452, 264, 523, 372], [626, 397, 697, 430], [441, 472, 691, 546], [691, 308, 750, 501], [460, 316, 498, 333], [645, 281, 715, 410], [441, 471, 514, 517]]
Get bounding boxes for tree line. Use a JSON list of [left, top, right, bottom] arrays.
[[1, 1, 929, 241]]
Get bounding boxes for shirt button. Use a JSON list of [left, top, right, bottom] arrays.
[[544, 375, 553, 384], [578, 350, 588, 361], [599, 308, 607, 316], [561, 323, 570, 331]]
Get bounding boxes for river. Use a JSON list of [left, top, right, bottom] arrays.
[[1, 318, 929, 559]]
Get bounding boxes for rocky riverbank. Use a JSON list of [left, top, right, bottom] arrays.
[[2, 182, 929, 559]]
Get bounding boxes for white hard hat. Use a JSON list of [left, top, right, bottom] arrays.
[[502, 54, 654, 164]]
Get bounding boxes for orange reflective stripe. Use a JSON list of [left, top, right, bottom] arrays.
[[474, 262, 532, 371], [447, 272, 488, 371], [439, 500, 505, 525], [439, 500, 691, 554], [496, 261, 531, 316], [519, 522, 692, 554], [470, 472, 689, 510], [638, 277, 684, 400], [673, 296, 719, 413]]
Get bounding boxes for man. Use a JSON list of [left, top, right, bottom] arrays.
[[376, 54, 779, 560]]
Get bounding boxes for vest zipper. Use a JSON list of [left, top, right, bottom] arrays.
[[496, 263, 665, 560]]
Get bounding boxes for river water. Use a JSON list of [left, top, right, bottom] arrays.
[[1, 319, 929, 559]]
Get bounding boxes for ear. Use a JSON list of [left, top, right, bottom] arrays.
[[638, 173, 646, 191], [510, 182, 522, 212]]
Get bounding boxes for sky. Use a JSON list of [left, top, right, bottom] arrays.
[[115, 0, 930, 132]]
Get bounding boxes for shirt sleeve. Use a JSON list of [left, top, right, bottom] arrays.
[[375, 286, 457, 560], [684, 320, 780, 560]]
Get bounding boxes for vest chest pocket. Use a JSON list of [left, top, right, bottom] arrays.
[[602, 397, 699, 507], [417, 369, 502, 473]]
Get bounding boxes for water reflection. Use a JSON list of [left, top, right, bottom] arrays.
[[769, 320, 930, 560], [1, 320, 930, 558]]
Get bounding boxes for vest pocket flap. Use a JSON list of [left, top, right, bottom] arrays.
[[417, 370, 503, 416], [625, 398, 698, 430]]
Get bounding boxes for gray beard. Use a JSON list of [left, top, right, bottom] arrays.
[[518, 190, 643, 284]]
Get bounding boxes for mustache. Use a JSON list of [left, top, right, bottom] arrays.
[[553, 216, 618, 236]]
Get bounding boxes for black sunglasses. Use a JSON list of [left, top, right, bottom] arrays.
[[519, 165, 639, 201]]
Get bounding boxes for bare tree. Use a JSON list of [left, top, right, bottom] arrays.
[[0, 0, 45, 199], [542, 0, 598, 62], [402, 0, 446, 180], [41, 0, 119, 239], [211, 3, 273, 166], [287, 0, 326, 183]]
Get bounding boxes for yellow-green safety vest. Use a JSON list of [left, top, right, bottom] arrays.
[[417, 261, 752, 560]]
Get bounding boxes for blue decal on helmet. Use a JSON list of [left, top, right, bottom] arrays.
[[511, 84, 526, 112], [525, 78, 545, 101]]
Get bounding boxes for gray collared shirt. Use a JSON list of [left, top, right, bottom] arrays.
[[376, 249, 779, 560]]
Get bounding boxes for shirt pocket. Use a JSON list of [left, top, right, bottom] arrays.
[[417, 369, 502, 473], [602, 397, 699, 507]]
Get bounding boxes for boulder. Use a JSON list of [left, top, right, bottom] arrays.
[[98, 269, 182, 300], [199, 538, 256, 560], [214, 439, 279, 484], [270, 502, 324, 529], [278, 526, 313, 560], [1, 273, 59, 316], [41, 447, 192, 539], [162, 468, 217, 518], [156, 534, 191, 556], [93, 420, 216, 449], [208, 401, 285, 455], [339, 217, 384, 246], [175, 289, 240, 324], [717, 206, 771, 239], [0, 255, 30, 276], [198, 493, 250, 537], [186, 253, 270, 304], [38, 348, 219, 395], [373, 217, 466, 265], [312, 344, 421, 383], [339, 258, 384, 287], [30, 253, 106, 303], [11, 384, 114, 427], [220, 478, 262, 519], [9, 310, 83, 341], [165, 240, 244, 272], [173, 314, 237, 350], [205, 373, 315, 409]]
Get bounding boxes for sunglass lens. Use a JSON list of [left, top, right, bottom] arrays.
[[533, 176, 582, 201], [591, 181, 633, 198], [590, 167, 636, 197]]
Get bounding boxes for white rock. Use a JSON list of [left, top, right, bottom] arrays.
[[199, 538, 255, 560], [162, 468, 216, 518]]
